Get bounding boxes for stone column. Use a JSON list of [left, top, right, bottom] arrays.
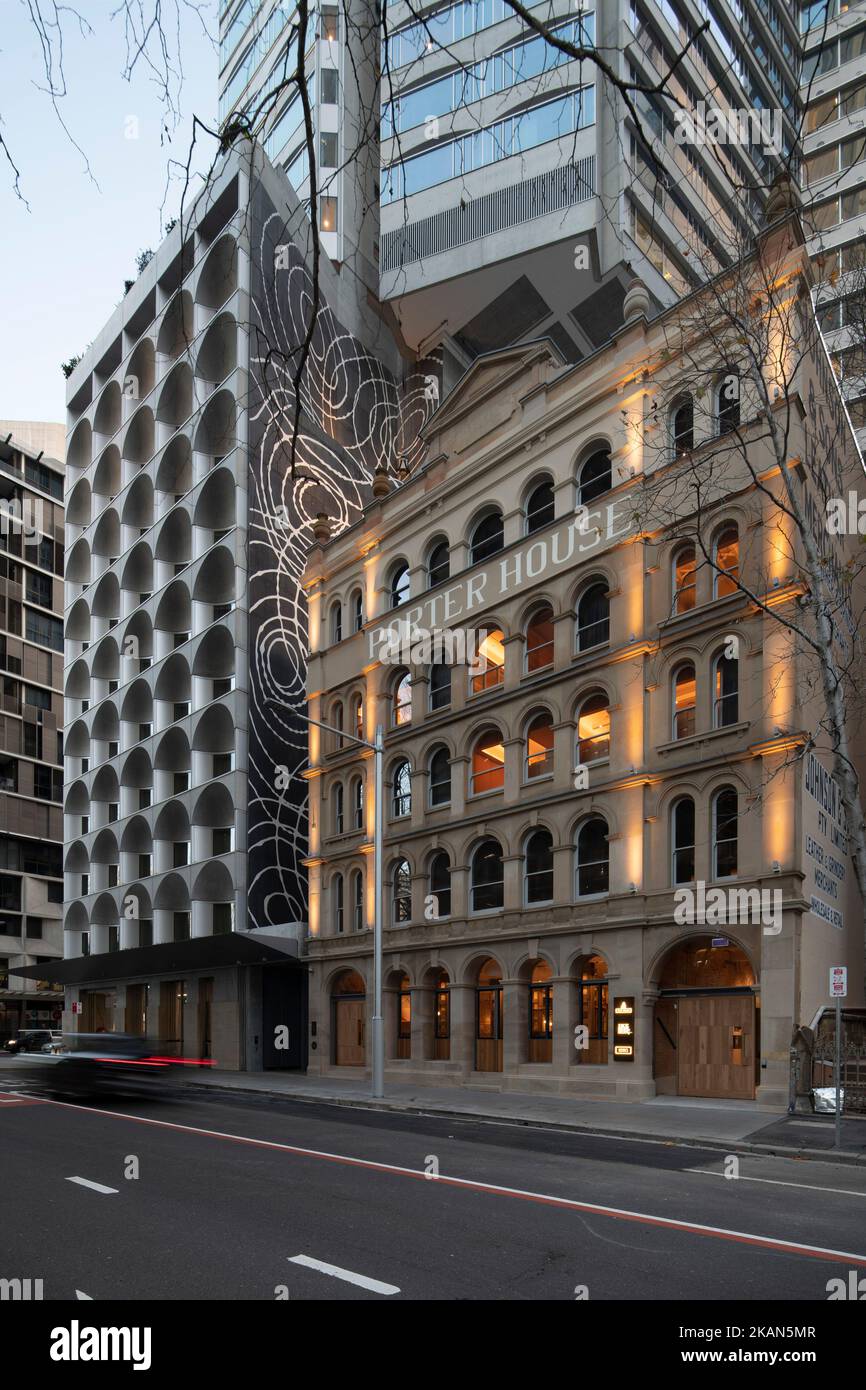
[[448, 983, 475, 1074]]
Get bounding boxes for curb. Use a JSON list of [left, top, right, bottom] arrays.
[[184, 1080, 866, 1167]]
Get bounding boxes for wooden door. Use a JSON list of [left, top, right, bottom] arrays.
[[125, 983, 148, 1035], [653, 998, 678, 1095], [159, 981, 184, 1057], [82, 992, 113, 1033], [475, 987, 503, 1072], [335, 998, 365, 1066], [197, 978, 213, 1059], [677, 995, 755, 1099]]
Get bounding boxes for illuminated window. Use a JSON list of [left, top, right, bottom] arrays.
[[352, 694, 364, 742], [525, 605, 554, 672], [393, 671, 412, 725], [578, 954, 608, 1064], [525, 829, 553, 904], [577, 692, 610, 763], [525, 712, 554, 779], [576, 582, 609, 651], [713, 787, 738, 878], [526, 476, 554, 534], [434, 969, 450, 1044], [575, 817, 609, 896], [672, 797, 695, 884], [397, 973, 411, 1055], [471, 729, 505, 795], [577, 448, 611, 504], [471, 842, 503, 911], [320, 196, 338, 233], [529, 959, 553, 1039], [714, 525, 739, 597], [713, 652, 738, 727], [392, 759, 412, 817], [673, 546, 696, 614], [469, 627, 505, 693], [673, 664, 696, 739]]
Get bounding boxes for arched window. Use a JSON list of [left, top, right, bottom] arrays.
[[525, 829, 554, 904], [333, 783, 344, 834], [427, 539, 450, 588], [389, 561, 410, 608], [673, 546, 696, 614], [577, 448, 612, 505], [429, 661, 451, 711], [351, 775, 364, 831], [392, 859, 412, 923], [714, 525, 739, 598], [429, 747, 451, 806], [471, 839, 504, 911], [713, 651, 738, 727], [526, 476, 554, 534], [713, 787, 738, 878], [393, 670, 412, 726], [392, 759, 412, 817], [332, 873, 344, 933], [673, 664, 696, 739], [351, 587, 364, 632], [578, 954, 608, 1065], [716, 370, 740, 433], [525, 712, 554, 780], [525, 604, 554, 672], [575, 817, 609, 896], [351, 867, 364, 930], [429, 851, 451, 917], [351, 693, 364, 743], [470, 627, 505, 694], [576, 582, 609, 651], [577, 692, 610, 764], [332, 701, 344, 751], [471, 729, 505, 795], [671, 397, 694, 456], [470, 510, 504, 563], [529, 960, 553, 1058], [672, 797, 695, 884], [330, 600, 343, 644]]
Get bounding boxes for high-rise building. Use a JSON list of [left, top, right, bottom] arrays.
[[800, 0, 866, 450], [0, 427, 65, 1042], [55, 150, 430, 1068], [220, 2, 802, 390]]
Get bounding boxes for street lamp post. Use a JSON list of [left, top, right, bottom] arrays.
[[265, 699, 385, 1098]]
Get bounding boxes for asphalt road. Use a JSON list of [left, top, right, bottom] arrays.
[[3, 1077, 866, 1301]]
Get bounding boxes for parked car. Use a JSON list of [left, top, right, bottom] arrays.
[[4, 1029, 63, 1055]]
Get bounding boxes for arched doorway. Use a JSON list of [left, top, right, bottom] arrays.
[[332, 969, 366, 1067], [653, 937, 757, 1099], [396, 973, 411, 1060], [475, 958, 503, 1072], [577, 954, 608, 1065], [431, 969, 450, 1061], [528, 960, 553, 1063]]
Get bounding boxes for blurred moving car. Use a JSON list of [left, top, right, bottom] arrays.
[[13, 1032, 212, 1097], [5, 1029, 63, 1055]]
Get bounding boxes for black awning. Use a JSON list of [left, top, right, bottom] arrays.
[[9, 931, 305, 986]]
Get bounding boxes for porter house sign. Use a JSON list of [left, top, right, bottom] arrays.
[[370, 496, 635, 662]]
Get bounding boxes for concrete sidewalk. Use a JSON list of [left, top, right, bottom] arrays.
[[186, 1068, 866, 1164]]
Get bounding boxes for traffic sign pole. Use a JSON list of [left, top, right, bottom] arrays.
[[830, 966, 847, 1150]]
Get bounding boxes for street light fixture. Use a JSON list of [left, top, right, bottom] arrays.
[[265, 698, 386, 1099]]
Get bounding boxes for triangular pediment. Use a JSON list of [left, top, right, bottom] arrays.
[[423, 338, 565, 441]]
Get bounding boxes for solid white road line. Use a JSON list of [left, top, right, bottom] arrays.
[[289, 1255, 400, 1296], [66, 1176, 119, 1194], [685, 1167, 866, 1199], [39, 1097, 866, 1267]]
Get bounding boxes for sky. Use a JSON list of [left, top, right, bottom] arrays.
[[0, 0, 219, 428]]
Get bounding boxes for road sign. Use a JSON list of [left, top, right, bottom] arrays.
[[830, 966, 847, 998]]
